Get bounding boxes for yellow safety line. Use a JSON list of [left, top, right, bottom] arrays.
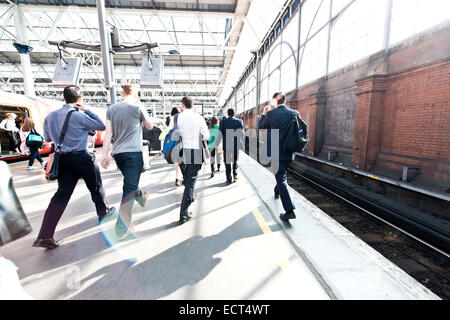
[[252, 208, 272, 234], [252, 208, 290, 271]]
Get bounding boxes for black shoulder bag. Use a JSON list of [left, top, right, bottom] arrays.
[[47, 109, 76, 181]]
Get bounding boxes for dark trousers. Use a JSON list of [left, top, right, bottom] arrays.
[[113, 152, 144, 229], [7, 131, 19, 151], [37, 151, 108, 239], [28, 145, 43, 166], [224, 149, 239, 181], [274, 160, 295, 213], [179, 149, 202, 218], [209, 148, 222, 172]]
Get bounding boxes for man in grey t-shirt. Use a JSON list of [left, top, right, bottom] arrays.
[[102, 84, 153, 240]]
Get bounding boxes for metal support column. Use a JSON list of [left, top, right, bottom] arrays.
[[13, 6, 35, 97], [255, 52, 261, 135], [295, 2, 302, 89], [161, 86, 166, 118], [383, 0, 393, 53], [96, 0, 116, 106], [325, 0, 333, 77], [234, 89, 237, 114]]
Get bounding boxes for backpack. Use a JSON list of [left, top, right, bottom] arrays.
[[25, 129, 44, 148], [163, 114, 181, 164], [282, 112, 308, 154]]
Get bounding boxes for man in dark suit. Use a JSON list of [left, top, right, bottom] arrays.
[[259, 92, 299, 221], [218, 108, 244, 184]]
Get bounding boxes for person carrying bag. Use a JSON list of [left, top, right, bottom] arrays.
[[33, 85, 116, 250]]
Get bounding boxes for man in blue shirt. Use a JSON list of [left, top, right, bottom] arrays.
[[33, 86, 116, 250]]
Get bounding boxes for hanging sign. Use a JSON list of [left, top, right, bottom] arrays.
[[140, 57, 164, 88], [52, 57, 82, 88]]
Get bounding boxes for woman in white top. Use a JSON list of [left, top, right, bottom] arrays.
[[0, 113, 21, 154]]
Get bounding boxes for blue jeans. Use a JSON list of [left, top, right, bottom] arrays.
[[113, 152, 144, 231], [274, 160, 295, 213], [28, 145, 43, 166]]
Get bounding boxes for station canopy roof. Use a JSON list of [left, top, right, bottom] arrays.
[[0, 0, 287, 115]]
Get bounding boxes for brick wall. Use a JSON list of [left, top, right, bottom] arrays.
[[289, 83, 320, 155], [376, 59, 450, 180], [237, 22, 450, 182]]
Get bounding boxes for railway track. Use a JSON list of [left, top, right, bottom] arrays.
[[286, 167, 450, 299]]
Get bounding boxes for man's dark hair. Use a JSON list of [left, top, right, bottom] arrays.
[[272, 92, 286, 105], [171, 107, 180, 116], [181, 97, 193, 109], [63, 85, 82, 104], [227, 108, 235, 117]]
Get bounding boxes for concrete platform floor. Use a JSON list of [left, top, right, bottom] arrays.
[[0, 151, 329, 300]]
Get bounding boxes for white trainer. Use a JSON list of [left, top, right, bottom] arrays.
[[27, 166, 37, 170]]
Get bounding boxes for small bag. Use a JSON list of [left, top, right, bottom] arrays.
[[163, 114, 182, 164], [282, 112, 308, 154], [25, 129, 44, 148], [46, 109, 77, 181]]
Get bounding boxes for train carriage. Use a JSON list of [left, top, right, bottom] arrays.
[[0, 91, 105, 161]]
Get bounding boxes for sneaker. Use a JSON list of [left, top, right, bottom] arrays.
[[233, 175, 238, 182], [27, 166, 37, 170], [136, 191, 149, 208], [210, 172, 215, 178], [99, 206, 117, 222], [179, 212, 193, 224], [116, 225, 135, 241], [41, 161, 47, 168], [115, 218, 135, 240]]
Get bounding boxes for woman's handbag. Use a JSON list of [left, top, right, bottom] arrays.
[[25, 129, 44, 148], [46, 109, 76, 181]]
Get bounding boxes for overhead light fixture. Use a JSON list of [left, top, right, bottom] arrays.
[[13, 42, 33, 54]]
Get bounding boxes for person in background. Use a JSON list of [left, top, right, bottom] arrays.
[[33, 85, 116, 250], [207, 117, 222, 178], [259, 92, 297, 221], [172, 97, 209, 224], [169, 107, 182, 187], [102, 84, 152, 240], [87, 130, 96, 153], [0, 113, 21, 154], [218, 108, 244, 184], [19, 118, 47, 170]]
